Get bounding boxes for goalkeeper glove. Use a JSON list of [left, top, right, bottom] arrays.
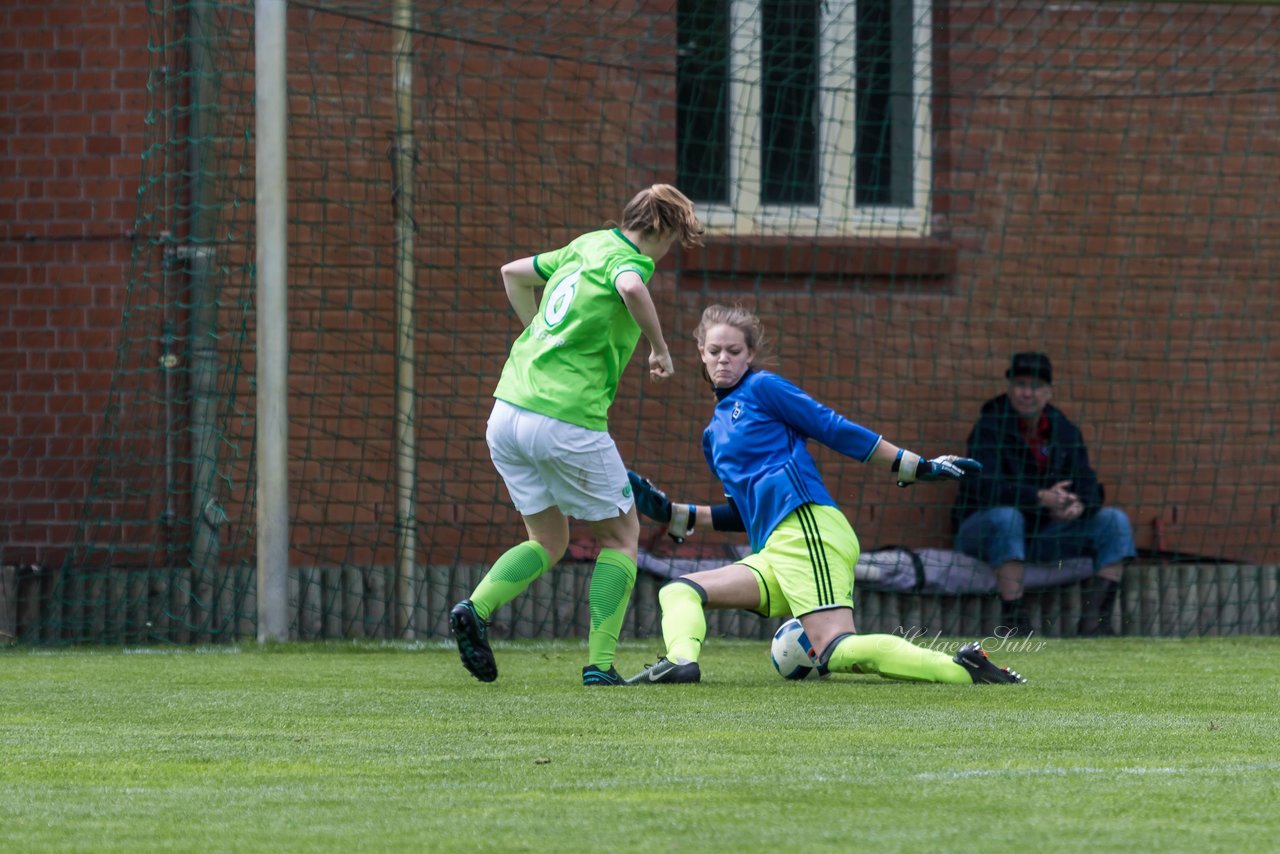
[[893, 451, 982, 488], [627, 470, 696, 543]]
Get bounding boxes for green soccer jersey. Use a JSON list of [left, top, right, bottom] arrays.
[[493, 228, 656, 431]]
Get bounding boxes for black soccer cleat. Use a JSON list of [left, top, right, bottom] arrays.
[[449, 599, 497, 682], [582, 664, 625, 686], [623, 656, 701, 685], [954, 641, 1027, 684]]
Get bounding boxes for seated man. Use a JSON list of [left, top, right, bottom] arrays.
[[952, 352, 1136, 636]]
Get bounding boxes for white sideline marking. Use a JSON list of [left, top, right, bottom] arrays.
[[123, 645, 243, 655], [914, 762, 1280, 780]]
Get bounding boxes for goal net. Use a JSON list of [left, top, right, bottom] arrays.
[[32, 0, 1280, 643]]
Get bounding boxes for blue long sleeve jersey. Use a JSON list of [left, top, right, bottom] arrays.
[[701, 369, 882, 552]]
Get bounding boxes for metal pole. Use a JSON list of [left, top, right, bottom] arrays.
[[255, 0, 290, 642], [391, 0, 418, 638], [188, 0, 225, 638]]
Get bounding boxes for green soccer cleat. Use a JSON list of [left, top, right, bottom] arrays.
[[954, 641, 1026, 684], [449, 599, 497, 682], [582, 665, 625, 686], [623, 656, 701, 685]]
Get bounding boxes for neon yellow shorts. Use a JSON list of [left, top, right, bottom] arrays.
[[737, 503, 861, 619]]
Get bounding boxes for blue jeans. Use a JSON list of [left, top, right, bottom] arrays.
[[954, 506, 1136, 571]]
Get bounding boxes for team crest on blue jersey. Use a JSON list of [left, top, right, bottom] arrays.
[[731, 401, 743, 421]]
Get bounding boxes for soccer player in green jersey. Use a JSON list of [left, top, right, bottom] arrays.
[[449, 185, 705, 686]]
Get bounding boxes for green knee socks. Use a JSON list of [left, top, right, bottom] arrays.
[[469, 540, 552, 621], [587, 548, 637, 670]]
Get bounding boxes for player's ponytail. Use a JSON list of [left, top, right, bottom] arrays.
[[620, 184, 706, 248]]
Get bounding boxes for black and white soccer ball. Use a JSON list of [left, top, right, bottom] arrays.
[[770, 617, 817, 680]]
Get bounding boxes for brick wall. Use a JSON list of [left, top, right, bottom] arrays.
[[1, 1, 149, 567], [4, 0, 1279, 575], [633, 1, 1280, 564], [934, 2, 1280, 562]]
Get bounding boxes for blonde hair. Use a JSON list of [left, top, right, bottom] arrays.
[[620, 184, 706, 248], [694, 304, 775, 384]]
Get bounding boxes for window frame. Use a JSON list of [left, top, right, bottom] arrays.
[[689, 0, 934, 238]]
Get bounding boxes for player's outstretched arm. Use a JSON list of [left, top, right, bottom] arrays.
[[628, 470, 745, 542], [869, 441, 982, 488]]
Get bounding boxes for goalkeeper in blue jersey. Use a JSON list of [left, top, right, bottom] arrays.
[[448, 185, 705, 687], [626, 304, 1026, 686]]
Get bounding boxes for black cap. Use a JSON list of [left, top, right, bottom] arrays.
[[1005, 352, 1052, 384]]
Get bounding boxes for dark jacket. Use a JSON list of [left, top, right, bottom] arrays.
[[951, 394, 1103, 533]]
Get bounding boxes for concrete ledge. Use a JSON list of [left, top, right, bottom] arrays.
[[0, 564, 17, 642], [853, 564, 1280, 638], [14, 561, 1280, 643]]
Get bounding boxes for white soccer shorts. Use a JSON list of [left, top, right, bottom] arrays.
[[486, 399, 634, 521]]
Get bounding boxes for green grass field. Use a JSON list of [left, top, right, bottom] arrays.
[[2, 636, 1276, 852]]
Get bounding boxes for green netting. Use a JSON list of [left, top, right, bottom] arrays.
[[23, 0, 1280, 643]]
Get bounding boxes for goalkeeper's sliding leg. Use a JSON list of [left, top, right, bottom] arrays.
[[625, 565, 761, 685], [630, 571, 986, 684], [628, 564, 1025, 685]]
